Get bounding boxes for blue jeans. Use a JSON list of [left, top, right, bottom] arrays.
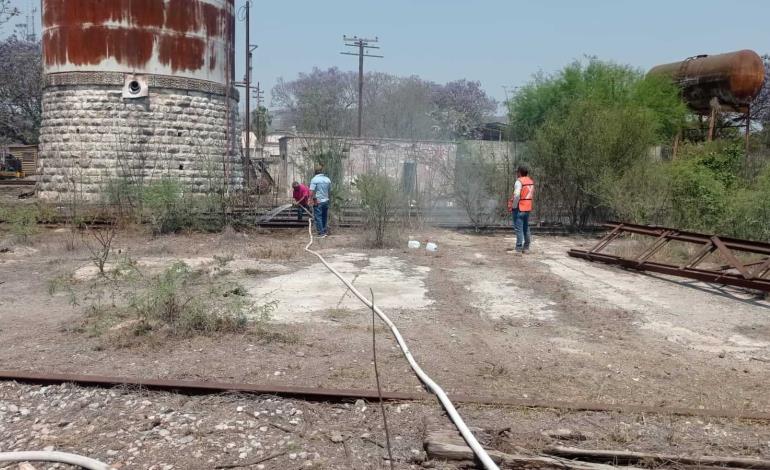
[[512, 209, 531, 251], [313, 201, 329, 235]]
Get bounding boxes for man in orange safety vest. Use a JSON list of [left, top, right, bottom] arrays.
[[508, 165, 534, 254]]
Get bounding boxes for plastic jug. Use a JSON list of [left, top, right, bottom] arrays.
[[426, 242, 438, 252], [408, 240, 421, 249]]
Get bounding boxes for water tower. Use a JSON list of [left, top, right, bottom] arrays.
[[38, 0, 242, 200]]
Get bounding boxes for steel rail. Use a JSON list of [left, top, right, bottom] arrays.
[[571, 222, 770, 292], [3, 370, 770, 421], [603, 222, 770, 255], [569, 250, 770, 292]]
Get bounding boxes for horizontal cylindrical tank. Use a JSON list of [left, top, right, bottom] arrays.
[[42, 0, 235, 84], [648, 49, 765, 113]]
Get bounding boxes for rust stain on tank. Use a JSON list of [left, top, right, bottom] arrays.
[[159, 34, 205, 72], [43, 0, 232, 76], [209, 43, 218, 71], [649, 50, 766, 112], [44, 26, 155, 68]]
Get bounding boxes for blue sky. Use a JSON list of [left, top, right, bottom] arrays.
[[13, 0, 770, 114]]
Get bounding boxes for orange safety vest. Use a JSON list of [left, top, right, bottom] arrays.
[[508, 176, 534, 212]]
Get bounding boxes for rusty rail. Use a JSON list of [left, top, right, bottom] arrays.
[[568, 222, 770, 292], [2, 370, 770, 421]]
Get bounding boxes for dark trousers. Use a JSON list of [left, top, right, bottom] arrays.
[[513, 209, 531, 251], [313, 201, 329, 235], [296, 202, 310, 220]]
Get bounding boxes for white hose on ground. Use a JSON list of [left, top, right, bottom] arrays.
[[303, 219, 500, 470], [0, 451, 112, 469]]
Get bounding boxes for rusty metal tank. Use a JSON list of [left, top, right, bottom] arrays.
[[648, 49, 765, 113], [42, 0, 235, 84]]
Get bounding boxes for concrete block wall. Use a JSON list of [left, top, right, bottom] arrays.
[[38, 83, 242, 201], [277, 135, 517, 202]]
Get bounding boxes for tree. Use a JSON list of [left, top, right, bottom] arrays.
[[509, 58, 686, 143], [250, 105, 271, 142], [0, 35, 42, 144], [272, 69, 498, 140], [509, 58, 687, 227], [271, 67, 357, 136], [430, 79, 497, 139], [0, 1, 18, 27], [750, 54, 770, 126]]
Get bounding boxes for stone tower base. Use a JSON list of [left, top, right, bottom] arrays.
[[38, 72, 242, 201]]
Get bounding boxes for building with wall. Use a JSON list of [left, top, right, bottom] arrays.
[[268, 135, 518, 203], [37, 0, 242, 200]]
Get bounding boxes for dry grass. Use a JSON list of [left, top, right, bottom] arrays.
[[248, 242, 298, 261], [326, 307, 355, 321]]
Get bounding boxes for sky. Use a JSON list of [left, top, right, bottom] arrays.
[[12, 0, 770, 115]]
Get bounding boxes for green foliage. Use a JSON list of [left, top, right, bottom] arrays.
[[128, 261, 274, 337], [597, 160, 672, 225], [355, 173, 405, 247], [668, 158, 728, 232], [531, 99, 658, 226], [510, 58, 688, 228], [142, 178, 187, 234], [508, 56, 769, 240], [138, 178, 226, 234], [509, 58, 686, 142], [728, 166, 770, 241], [4, 204, 38, 242]]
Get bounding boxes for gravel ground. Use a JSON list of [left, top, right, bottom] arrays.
[[2, 224, 770, 468], [0, 381, 439, 470], [3, 381, 770, 469]]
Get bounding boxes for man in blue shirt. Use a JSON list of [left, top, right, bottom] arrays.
[[309, 165, 332, 238]]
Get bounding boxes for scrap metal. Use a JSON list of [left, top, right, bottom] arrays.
[[568, 222, 770, 293]]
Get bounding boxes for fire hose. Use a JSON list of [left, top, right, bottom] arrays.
[[0, 451, 112, 469], [301, 208, 499, 469]]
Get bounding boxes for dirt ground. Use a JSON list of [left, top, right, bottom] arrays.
[[1, 220, 770, 468]]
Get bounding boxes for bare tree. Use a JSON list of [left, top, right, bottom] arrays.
[[272, 67, 357, 136], [0, 35, 41, 144], [272, 69, 497, 140], [750, 54, 770, 125], [430, 79, 498, 139], [0, 1, 19, 27]]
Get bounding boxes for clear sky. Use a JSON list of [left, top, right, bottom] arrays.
[[12, 0, 770, 114]]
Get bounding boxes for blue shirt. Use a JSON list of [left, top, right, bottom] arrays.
[[309, 174, 332, 203]]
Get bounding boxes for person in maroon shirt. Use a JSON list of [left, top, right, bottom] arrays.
[[291, 181, 311, 221]]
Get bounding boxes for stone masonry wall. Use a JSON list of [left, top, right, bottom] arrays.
[[38, 83, 242, 201]]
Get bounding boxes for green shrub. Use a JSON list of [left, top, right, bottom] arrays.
[[128, 261, 274, 336], [6, 205, 39, 242], [355, 173, 405, 246], [725, 165, 770, 241], [669, 159, 728, 232]]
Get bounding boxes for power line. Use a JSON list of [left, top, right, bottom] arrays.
[[340, 36, 383, 138]]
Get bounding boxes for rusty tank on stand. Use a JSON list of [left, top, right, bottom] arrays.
[[648, 49, 765, 113], [38, 0, 242, 201]]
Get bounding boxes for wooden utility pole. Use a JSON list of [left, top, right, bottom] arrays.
[[341, 36, 383, 138], [235, 1, 258, 185]]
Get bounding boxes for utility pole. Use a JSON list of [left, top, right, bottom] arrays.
[[341, 36, 382, 138], [235, 1, 258, 185]]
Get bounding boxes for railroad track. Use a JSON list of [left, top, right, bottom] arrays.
[[2, 370, 769, 421], [0, 179, 35, 186]]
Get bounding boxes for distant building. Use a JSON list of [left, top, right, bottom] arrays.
[[267, 135, 519, 202]]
